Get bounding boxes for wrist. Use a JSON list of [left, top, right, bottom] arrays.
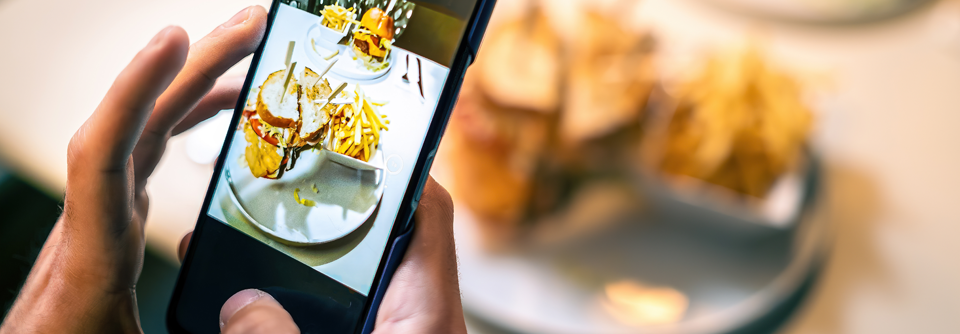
[[0, 222, 141, 334]]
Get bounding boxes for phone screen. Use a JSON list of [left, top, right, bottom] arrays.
[[171, 1, 479, 332]]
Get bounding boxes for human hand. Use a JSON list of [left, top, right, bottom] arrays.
[[178, 177, 467, 334], [0, 6, 267, 333]]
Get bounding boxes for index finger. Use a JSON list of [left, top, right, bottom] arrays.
[[132, 6, 266, 187], [146, 6, 267, 136], [71, 26, 188, 172]]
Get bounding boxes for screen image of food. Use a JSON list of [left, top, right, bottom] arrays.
[[204, 0, 472, 299]]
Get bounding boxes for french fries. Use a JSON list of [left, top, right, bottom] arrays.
[[660, 46, 813, 198], [328, 85, 389, 162], [319, 5, 358, 33], [293, 188, 316, 207]]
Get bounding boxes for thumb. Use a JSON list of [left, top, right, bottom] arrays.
[[220, 289, 299, 334]]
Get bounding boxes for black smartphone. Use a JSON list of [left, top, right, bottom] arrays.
[[167, 0, 495, 332]]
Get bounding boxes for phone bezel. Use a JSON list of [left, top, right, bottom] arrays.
[[166, 0, 494, 332]]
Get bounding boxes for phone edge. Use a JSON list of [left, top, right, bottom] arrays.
[[164, 0, 498, 332]]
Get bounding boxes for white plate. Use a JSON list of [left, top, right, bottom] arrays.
[[456, 205, 828, 334], [224, 136, 387, 246], [304, 24, 395, 83], [437, 158, 829, 334]]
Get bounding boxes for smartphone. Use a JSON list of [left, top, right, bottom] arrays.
[[167, 0, 495, 332]]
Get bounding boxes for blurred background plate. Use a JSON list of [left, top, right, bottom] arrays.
[[698, 0, 934, 23], [436, 158, 828, 334]]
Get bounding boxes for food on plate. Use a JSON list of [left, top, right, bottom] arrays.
[[293, 188, 316, 207], [475, 7, 560, 113], [241, 65, 345, 179], [656, 46, 813, 198], [324, 49, 339, 60], [257, 65, 301, 129], [298, 67, 334, 144], [309, 38, 342, 60], [448, 74, 549, 226], [446, 2, 655, 249], [601, 280, 688, 326], [327, 85, 389, 163], [319, 4, 357, 33], [351, 8, 395, 71], [243, 66, 301, 179], [563, 11, 656, 143], [244, 122, 285, 179]]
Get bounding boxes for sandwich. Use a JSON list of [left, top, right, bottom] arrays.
[[299, 67, 334, 145], [351, 7, 394, 71], [242, 66, 337, 179]]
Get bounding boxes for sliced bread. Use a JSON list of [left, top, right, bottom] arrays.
[[298, 67, 334, 142], [257, 69, 300, 128]]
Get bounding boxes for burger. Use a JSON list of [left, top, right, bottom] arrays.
[[242, 66, 334, 179], [351, 7, 395, 71]]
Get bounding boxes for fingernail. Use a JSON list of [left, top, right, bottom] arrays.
[[148, 26, 175, 46], [222, 7, 252, 29], [219, 289, 274, 329]]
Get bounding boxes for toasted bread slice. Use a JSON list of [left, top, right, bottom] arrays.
[[562, 12, 654, 143], [257, 69, 300, 128], [476, 10, 561, 113], [298, 67, 334, 142]]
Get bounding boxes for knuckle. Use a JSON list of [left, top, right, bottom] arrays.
[[193, 67, 218, 88]]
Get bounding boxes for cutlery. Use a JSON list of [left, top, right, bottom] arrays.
[[416, 57, 425, 98], [401, 54, 411, 83]]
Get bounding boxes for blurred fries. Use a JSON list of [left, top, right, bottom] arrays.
[[659, 46, 813, 198]]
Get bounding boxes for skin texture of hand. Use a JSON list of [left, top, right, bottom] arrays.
[[0, 6, 267, 333], [178, 177, 467, 334]]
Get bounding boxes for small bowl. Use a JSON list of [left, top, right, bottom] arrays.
[[321, 148, 383, 171], [317, 13, 354, 45], [634, 85, 822, 241], [319, 132, 384, 171]]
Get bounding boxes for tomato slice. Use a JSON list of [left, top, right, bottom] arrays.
[[248, 117, 280, 146]]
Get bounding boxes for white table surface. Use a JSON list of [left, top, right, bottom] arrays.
[[0, 0, 958, 333]]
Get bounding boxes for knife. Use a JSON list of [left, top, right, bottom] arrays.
[[416, 57, 425, 99]]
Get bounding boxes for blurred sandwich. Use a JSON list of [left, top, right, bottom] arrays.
[[475, 9, 560, 113], [446, 2, 657, 249]]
